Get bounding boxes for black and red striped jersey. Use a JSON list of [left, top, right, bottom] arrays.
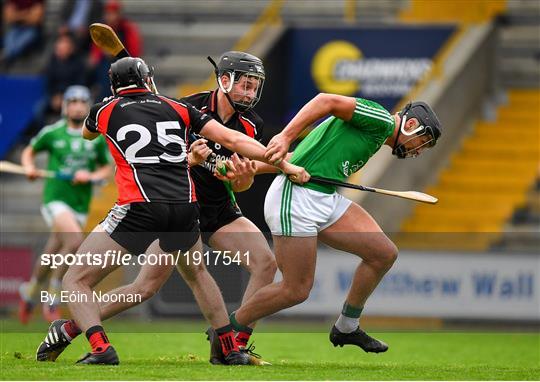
[[85, 88, 212, 205], [181, 90, 264, 206]]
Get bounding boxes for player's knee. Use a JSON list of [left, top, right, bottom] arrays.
[[263, 256, 278, 280], [134, 284, 157, 301], [62, 269, 80, 290], [250, 252, 277, 281], [284, 281, 312, 305], [61, 273, 72, 291], [180, 263, 206, 284], [132, 278, 161, 301], [376, 242, 398, 271], [385, 241, 399, 265], [289, 288, 310, 305], [63, 232, 84, 253]]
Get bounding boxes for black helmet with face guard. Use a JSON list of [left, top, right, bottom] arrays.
[[392, 101, 442, 159], [210, 51, 265, 112]]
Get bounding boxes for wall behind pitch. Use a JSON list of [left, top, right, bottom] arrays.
[[279, 249, 540, 320]]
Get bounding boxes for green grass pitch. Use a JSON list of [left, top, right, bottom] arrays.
[[1, 319, 538, 380]]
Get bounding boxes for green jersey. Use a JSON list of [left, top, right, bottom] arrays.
[[30, 119, 110, 213], [290, 98, 395, 194]]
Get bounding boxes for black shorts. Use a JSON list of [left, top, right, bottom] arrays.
[[101, 202, 200, 254], [199, 201, 243, 244]]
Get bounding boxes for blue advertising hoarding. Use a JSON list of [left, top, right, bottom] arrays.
[[287, 26, 455, 119], [0, 76, 44, 158]]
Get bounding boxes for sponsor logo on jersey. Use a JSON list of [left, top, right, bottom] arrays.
[[341, 159, 364, 177]]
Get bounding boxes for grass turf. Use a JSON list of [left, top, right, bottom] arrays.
[[1, 319, 538, 380]]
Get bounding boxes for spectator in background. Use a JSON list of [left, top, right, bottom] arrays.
[[45, 32, 86, 116], [89, 0, 142, 100], [26, 31, 86, 138], [1, 0, 45, 66], [58, 0, 103, 51]]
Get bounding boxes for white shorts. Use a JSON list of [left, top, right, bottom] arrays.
[[40, 201, 87, 228], [264, 175, 352, 237]]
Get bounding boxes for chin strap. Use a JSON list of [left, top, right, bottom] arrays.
[[391, 115, 406, 157], [207, 56, 241, 113], [392, 102, 414, 158]]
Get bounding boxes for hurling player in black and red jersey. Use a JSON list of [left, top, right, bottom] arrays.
[[181, 51, 276, 364], [35, 57, 309, 366]]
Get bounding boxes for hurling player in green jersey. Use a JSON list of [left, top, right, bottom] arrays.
[[230, 93, 441, 354], [18, 86, 112, 324]]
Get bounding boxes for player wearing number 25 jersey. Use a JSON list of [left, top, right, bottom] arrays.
[[84, 81, 212, 254], [85, 88, 210, 205]]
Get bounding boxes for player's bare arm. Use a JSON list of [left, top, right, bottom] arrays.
[[216, 152, 297, 189], [20, 146, 40, 180], [253, 152, 294, 174], [82, 100, 108, 141], [72, 164, 113, 185], [82, 125, 100, 140], [200, 119, 310, 184], [265, 93, 356, 163]]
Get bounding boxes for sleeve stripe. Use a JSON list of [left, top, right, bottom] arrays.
[[354, 108, 393, 124], [354, 110, 394, 124], [355, 109, 393, 124], [356, 101, 390, 115], [355, 103, 392, 121]]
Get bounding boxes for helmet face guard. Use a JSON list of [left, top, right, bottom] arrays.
[[209, 51, 265, 112], [392, 128, 438, 158], [392, 102, 442, 159], [217, 71, 265, 112]]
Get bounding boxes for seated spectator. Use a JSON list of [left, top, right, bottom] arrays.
[[45, 32, 87, 115], [1, 0, 44, 66], [58, 0, 103, 51], [89, 0, 142, 99]]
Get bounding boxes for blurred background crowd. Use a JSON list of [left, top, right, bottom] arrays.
[[2, 0, 141, 135]]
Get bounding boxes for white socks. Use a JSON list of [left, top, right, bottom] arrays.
[[335, 314, 359, 333]]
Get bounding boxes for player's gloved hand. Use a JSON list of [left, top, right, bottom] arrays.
[[265, 133, 291, 165], [72, 170, 92, 184], [229, 153, 256, 192], [281, 161, 310, 184], [24, 165, 40, 181], [188, 139, 213, 167]]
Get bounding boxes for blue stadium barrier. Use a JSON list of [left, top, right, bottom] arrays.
[[0, 76, 44, 158]]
